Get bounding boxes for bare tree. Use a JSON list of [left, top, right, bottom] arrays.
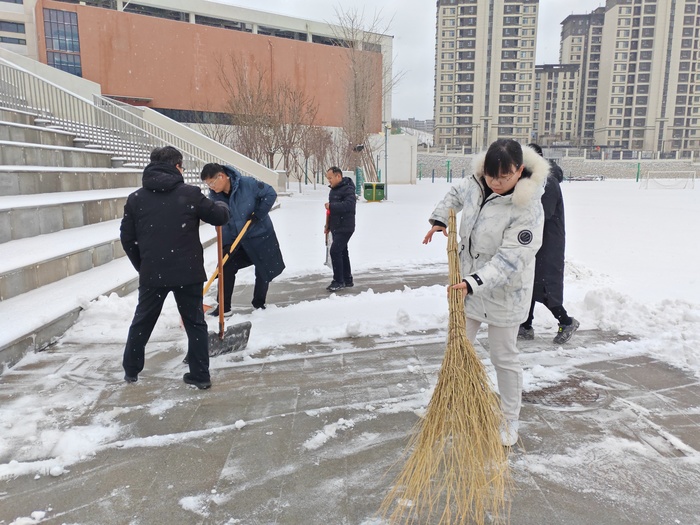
[[217, 53, 279, 167], [330, 7, 403, 181], [275, 81, 319, 192]]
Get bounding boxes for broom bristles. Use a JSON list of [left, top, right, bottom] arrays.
[[380, 209, 512, 524]]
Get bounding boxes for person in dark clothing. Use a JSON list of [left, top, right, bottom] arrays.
[[519, 143, 579, 344], [120, 146, 230, 389], [200, 163, 285, 315], [324, 166, 356, 292]]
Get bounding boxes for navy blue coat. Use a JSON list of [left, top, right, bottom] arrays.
[[328, 177, 356, 233], [120, 162, 230, 287], [532, 174, 566, 306], [208, 165, 285, 282]]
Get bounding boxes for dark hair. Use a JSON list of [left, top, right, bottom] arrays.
[[201, 162, 225, 181], [527, 143, 544, 157], [150, 146, 183, 167], [327, 166, 342, 176], [483, 139, 524, 178]]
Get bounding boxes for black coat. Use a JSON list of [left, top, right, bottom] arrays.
[[328, 177, 356, 233], [120, 162, 230, 287], [549, 159, 564, 183], [532, 174, 566, 306], [208, 166, 285, 282]]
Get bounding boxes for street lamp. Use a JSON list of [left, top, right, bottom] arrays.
[[384, 122, 390, 200]]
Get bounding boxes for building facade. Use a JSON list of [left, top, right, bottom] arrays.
[[1, 0, 393, 131], [532, 63, 581, 146], [433, 0, 700, 156], [560, 8, 605, 147], [593, 0, 700, 153], [434, 0, 539, 151]]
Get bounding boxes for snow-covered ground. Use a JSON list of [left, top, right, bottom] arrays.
[[1, 178, 700, 524]]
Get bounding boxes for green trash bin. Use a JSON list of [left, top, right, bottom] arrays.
[[374, 182, 385, 200], [363, 182, 385, 201]]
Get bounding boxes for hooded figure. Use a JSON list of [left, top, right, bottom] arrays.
[[201, 163, 285, 314], [120, 146, 230, 389], [423, 139, 549, 446]]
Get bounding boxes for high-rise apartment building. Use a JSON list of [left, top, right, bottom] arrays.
[[434, 0, 700, 156], [560, 8, 605, 147], [434, 0, 539, 151], [532, 64, 581, 145], [593, 0, 700, 153]]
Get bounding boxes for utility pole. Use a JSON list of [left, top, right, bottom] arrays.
[[384, 122, 390, 199]]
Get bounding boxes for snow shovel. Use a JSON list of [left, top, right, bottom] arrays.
[[202, 217, 253, 310], [207, 225, 251, 357]]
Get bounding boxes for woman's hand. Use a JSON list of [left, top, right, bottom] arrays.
[[449, 280, 469, 299], [423, 225, 447, 244]]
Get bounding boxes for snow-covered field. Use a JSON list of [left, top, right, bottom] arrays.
[[1, 178, 699, 524]]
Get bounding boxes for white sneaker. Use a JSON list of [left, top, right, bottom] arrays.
[[500, 419, 519, 447]]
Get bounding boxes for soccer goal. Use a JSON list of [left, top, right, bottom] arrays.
[[640, 171, 696, 189]]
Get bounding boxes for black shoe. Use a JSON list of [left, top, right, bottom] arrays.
[[183, 372, 211, 390], [124, 374, 138, 383], [345, 280, 354, 288], [518, 325, 534, 340], [326, 281, 345, 292], [553, 318, 580, 344], [208, 306, 232, 318], [253, 304, 266, 310]]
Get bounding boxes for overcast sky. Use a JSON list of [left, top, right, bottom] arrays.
[[216, 0, 605, 119]]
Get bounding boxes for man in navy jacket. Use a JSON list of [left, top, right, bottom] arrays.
[[201, 163, 285, 314], [120, 146, 230, 389], [324, 166, 356, 292]]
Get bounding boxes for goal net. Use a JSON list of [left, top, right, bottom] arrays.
[[640, 171, 696, 189]]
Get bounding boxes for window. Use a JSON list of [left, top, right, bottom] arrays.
[[0, 36, 26, 44], [43, 9, 82, 76], [0, 20, 25, 33]]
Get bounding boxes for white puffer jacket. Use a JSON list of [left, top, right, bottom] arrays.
[[430, 146, 549, 326]]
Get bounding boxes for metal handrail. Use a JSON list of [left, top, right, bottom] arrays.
[[0, 61, 253, 186]]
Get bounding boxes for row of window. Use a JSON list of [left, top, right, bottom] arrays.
[[0, 20, 25, 33], [50, 1, 379, 52]]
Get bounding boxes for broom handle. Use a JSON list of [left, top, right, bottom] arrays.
[[202, 218, 252, 296], [217, 226, 225, 338]]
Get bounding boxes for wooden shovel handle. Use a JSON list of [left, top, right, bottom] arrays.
[[202, 218, 253, 296], [217, 226, 225, 338]]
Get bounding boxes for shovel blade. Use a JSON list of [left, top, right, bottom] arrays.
[[208, 321, 252, 357]]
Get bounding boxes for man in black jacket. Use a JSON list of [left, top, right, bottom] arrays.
[[519, 144, 579, 344], [324, 166, 356, 292], [120, 146, 230, 389]]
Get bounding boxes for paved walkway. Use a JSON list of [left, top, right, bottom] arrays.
[[1, 271, 700, 524]]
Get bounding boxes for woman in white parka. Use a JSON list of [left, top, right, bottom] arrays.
[[423, 139, 549, 446]]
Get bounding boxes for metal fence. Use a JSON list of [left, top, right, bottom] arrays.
[[0, 61, 251, 186]]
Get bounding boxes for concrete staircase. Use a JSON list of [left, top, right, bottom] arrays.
[[0, 105, 147, 368]]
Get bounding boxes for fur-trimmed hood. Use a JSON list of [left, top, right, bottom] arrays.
[[471, 144, 550, 207]]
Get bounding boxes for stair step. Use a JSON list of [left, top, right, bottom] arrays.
[[0, 140, 117, 168], [0, 106, 37, 126], [0, 166, 142, 195], [0, 188, 137, 243], [0, 120, 77, 147], [0, 224, 217, 368], [0, 256, 139, 366], [0, 219, 124, 301]]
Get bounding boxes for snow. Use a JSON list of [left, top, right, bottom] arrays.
[[1, 178, 700, 522]]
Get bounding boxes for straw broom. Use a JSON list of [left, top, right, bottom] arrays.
[[380, 209, 511, 524]]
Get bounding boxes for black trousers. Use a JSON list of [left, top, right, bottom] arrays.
[[329, 230, 354, 284], [222, 244, 269, 310], [522, 295, 571, 329], [123, 283, 210, 381]]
